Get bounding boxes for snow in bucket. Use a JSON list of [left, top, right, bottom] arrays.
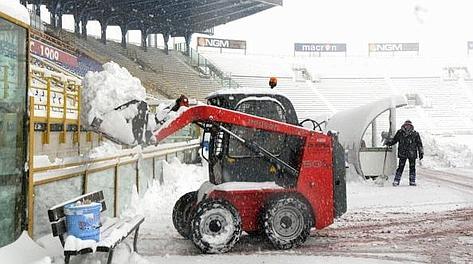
[[64, 202, 102, 242]]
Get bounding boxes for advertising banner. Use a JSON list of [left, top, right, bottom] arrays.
[[30, 39, 78, 67], [197, 37, 246, 50], [294, 43, 347, 52], [368, 43, 419, 52]]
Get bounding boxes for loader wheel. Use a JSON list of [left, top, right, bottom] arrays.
[[172, 191, 197, 239], [191, 199, 242, 253], [262, 195, 313, 250]]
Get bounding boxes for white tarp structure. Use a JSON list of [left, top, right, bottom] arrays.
[[326, 95, 408, 178]]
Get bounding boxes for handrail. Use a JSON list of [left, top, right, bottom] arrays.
[[31, 28, 77, 56], [33, 138, 200, 172], [33, 142, 200, 185], [174, 44, 240, 89]]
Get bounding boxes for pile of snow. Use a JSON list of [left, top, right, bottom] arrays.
[[82, 62, 146, 125], [87, 140, 123, 159], [0, 0, 30, 24], [139, 157, 207, 239], [81, 62, 146, 144], [422, 133, 473, 168], [0, 232, 50, 264]]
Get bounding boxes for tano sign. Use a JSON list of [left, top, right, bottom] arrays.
[[197, 37, 247, 53], [368, 43, 419, 55], [30, 39, 78, 67]]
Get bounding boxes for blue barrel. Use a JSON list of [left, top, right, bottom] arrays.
[[202, 140, 209, 151], [64, 202, 102, 241]]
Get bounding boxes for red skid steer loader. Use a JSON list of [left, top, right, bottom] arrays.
[[91, 84, 347, 254]]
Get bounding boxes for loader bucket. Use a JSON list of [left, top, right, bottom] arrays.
[[89, 100, 149, 146]]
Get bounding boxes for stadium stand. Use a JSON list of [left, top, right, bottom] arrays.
[[53, 29, 224, 100], [203, 52, 473, 135], [30, 29, 103, 78], [390, 77, 473, 134], [56, 53, 103, 77], [116, 42, 223, 100], [315, 78, 394, 111], [229, 75, 334, 120]]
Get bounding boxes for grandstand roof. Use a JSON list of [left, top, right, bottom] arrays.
[[38, 0, 282, 36]]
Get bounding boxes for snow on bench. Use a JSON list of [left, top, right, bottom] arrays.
[[47, 191, 145, 264]]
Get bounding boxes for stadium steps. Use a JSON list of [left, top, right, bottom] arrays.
[[204, 53, 294, 78], [315, 78, 394, 111], [390, 77, 473, 134], [59, 31, 182, 99], [230, 75, 333, 121], [193, 52, 473, 135], [108, 42, 223, 101]]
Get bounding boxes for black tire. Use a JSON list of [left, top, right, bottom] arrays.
[[172, 191, 197, 239], [262, 195, 313, 250], [191, 199, 242, 254]]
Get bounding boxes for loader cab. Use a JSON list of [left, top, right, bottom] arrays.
[[205, 91, 303, 187]]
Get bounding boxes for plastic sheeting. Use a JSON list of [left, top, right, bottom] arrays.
[[326, 95, 407, 177]]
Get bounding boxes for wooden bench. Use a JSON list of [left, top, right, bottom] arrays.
[[48, 191, 145, 264]]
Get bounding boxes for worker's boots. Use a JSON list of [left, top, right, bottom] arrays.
[[409, 171, 416, 186], [392, 173, 402, 186]]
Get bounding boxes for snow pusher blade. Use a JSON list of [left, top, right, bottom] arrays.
[[90, 100, 149, 146], [89, 95, 190, 147]]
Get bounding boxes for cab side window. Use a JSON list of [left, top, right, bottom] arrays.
[[228, 99, 286, 157]]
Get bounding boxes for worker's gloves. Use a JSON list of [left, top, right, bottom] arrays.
[[383, 138, 392, 146]]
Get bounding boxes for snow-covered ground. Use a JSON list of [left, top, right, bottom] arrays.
[[7, 156, 472, 264]]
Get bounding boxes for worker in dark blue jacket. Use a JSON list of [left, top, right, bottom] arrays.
[[385, 120, 424, 186]]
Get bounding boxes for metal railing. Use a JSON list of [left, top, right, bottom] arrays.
[[174, 43, 240, 89], [28, 10, 45, 31]]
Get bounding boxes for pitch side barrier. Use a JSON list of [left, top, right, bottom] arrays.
[[29, 139, 200, 239]]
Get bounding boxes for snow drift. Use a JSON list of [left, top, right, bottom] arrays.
[[422, 133, 473, 168], [81, 62, 146, 125], [81, 62, 147, 145]]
